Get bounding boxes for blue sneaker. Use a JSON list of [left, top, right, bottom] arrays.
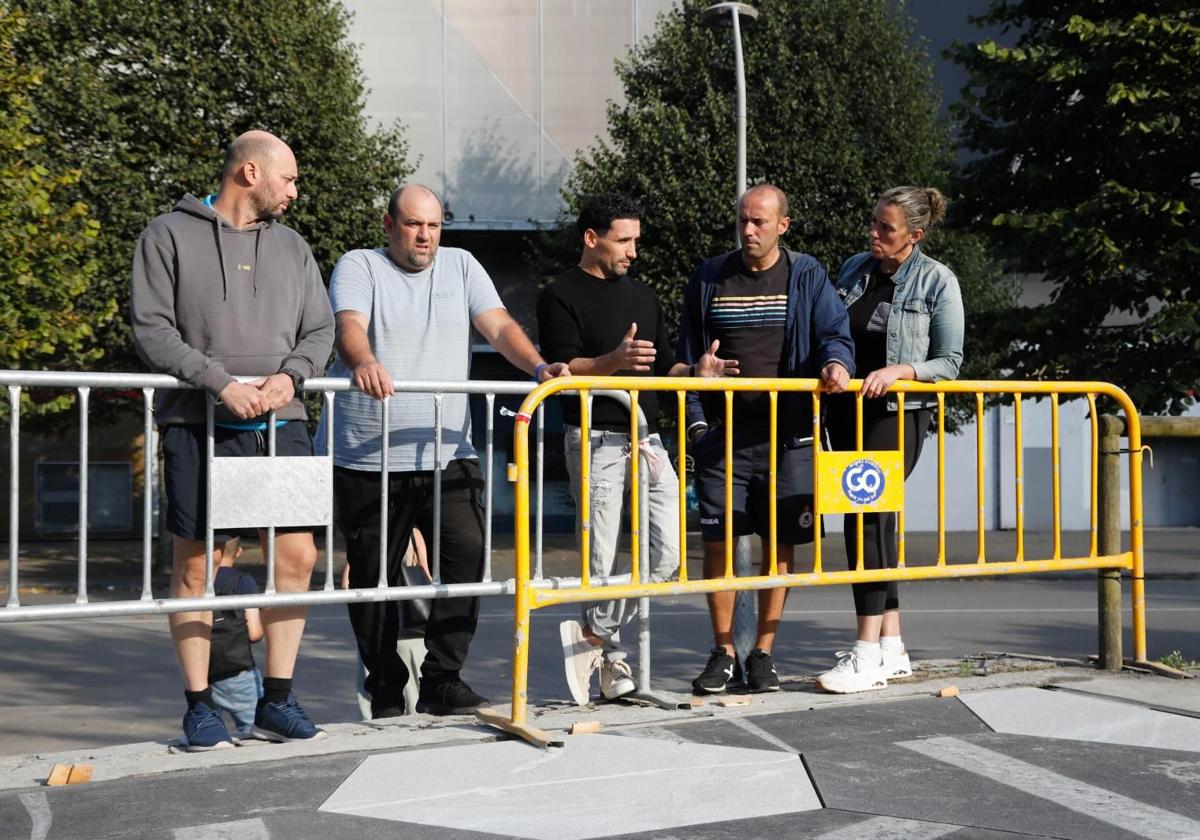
[[252, 693, 326, 742], [182, 703, 234, 752]]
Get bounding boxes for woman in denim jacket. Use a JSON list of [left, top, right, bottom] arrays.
[[817, 186, 965, 694]]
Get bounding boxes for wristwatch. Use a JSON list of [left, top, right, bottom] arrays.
[[280, 367, 306, 393]]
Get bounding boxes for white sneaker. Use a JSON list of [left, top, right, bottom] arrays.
[[816, 650, 888, 694], [560, 620, 601, 705], [600, 659, 636, 700], [882, 647, 912, 678]]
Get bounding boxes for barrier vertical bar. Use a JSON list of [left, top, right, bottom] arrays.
[[1097, 414, 1123, 670], [432, 394, 443, 583], [323, 390, 335, 590], [1014, 394, 1024, 562], [677, 391, 688, 584], [1051, 393, 1062, 560], [854, 391, 864, 571], [579, 391, 591, 588], [1127, 408, 1147, 663], [510, 404, 533, 724], [378, 396, 390, 588], [724, 390, 734, 578], [768, 391, 778, 576], [76, 387, 90, 604], [141, 389, 154, 600], [536, 404, 545, 580], [975, 392, 986, 564], [204, 398, 215, 597], [897, 392, 906, 568], [812, 390, 822, 574], [483, 393, 495, 582], [1087, 394, 1098, 557], [7, 386, 20, 607], [936, 392, 946, 566], [265, 411, 277, 594], [628, 391, 641, 585]]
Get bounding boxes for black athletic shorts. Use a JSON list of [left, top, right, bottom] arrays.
[[692, 426, 818, 545], [162, 422, 316, 542]]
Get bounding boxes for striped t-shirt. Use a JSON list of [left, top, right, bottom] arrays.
[[315, 246, 503, 472], [707, 254, 789, 419]]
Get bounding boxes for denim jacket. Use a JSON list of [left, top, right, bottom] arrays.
[[835, 245, 964, 398], [677, 248, 855, 444]]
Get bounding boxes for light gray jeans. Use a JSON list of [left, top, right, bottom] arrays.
[[564, 426, 680, 662]]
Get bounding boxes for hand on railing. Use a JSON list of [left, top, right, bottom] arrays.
[[538, 362, 571, 382], [255, 372, 295, 411], [218, 381, 270, 419], [351, 361, 395, 400], [820, 361, 849, 393]]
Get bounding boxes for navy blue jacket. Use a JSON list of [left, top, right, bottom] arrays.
[[676, 248, 855, 444]]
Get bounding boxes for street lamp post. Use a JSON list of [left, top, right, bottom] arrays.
[[701, 2, 759, 243], [701, 2, 761, 680]]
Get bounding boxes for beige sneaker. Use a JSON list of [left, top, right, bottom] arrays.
[[560, 620, 601, 705], [600, 659, 636, 700]]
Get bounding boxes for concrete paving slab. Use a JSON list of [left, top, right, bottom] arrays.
[[318, 733, 819, 839], [961, 686, 1200, 752], [804, 737, 1149, 840], [900, 735, 1200, 840], [1049, 673, 1200, 716], [699, 696, 993, 754], [611, 810, 1028, 839]]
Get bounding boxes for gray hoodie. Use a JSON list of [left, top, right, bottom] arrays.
[[131, 193, 334, 425]]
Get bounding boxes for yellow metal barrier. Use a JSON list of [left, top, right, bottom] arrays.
[[492, 377, 1146, 745]]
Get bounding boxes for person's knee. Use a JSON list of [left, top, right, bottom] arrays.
[[276, 537, 318, 587]]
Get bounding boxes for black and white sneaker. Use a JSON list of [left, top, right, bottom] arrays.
[[692, 647, 737, 694], [745, 648, 781, 692]]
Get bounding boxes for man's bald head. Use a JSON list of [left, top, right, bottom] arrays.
[[739, 184, 789, 219], [221, 130, 292, 182], [387, 184, 442, 219], [384, 184, 444, 271]]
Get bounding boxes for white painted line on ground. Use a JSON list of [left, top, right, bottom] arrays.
[[17, 792, 50, 840], [725, 715, 796, 753], [813, 815, 960, 840], [173, 818, 270, 840], [898, 736, 1200, 840]]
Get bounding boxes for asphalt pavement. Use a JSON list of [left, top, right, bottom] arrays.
[[0, 529, 1197, 839]]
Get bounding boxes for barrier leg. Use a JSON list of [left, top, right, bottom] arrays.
[[1097, 416, 1123, 671]]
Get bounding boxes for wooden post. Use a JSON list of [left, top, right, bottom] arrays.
[[1097, 414, 1124, 671]]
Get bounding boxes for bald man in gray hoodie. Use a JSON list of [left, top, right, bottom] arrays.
[[131, 130, 333, 751]]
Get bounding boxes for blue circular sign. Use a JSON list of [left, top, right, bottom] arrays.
[[842, 458, 885, 504]]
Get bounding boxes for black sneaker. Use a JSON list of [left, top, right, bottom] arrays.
[[370, 697, 405, 720], [416, 678, 490, 715], [745, 648, 781, 692], [692, 647, 736, 694]]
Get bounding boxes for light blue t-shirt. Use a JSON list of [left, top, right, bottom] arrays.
[[316, 246, 503, 471]]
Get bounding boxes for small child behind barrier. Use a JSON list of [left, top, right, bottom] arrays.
[[209, 538, 264, 739]]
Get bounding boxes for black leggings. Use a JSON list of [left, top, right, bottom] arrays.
[[826, 399, 932, 616]]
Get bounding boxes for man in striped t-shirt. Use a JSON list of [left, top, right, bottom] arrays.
[[676, 184, 855, 696]]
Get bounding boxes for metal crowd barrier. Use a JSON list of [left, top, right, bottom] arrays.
[[0, 371, 651, 624], [494, 376, 1148, 746]]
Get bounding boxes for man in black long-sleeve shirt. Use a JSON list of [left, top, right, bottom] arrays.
[[537, 194, 733, 705]]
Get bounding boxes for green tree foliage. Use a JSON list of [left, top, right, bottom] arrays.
[[950, 2, 1199, 414], [534, 0, 1013, 391], [10, 0, 413, 379], [0, 7, 112, 417]]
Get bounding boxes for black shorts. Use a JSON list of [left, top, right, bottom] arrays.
[[162, 422, 316, 542], [692, 428, 818, 545]]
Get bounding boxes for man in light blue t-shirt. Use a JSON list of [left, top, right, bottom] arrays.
[[321, 184, 568, 717]]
